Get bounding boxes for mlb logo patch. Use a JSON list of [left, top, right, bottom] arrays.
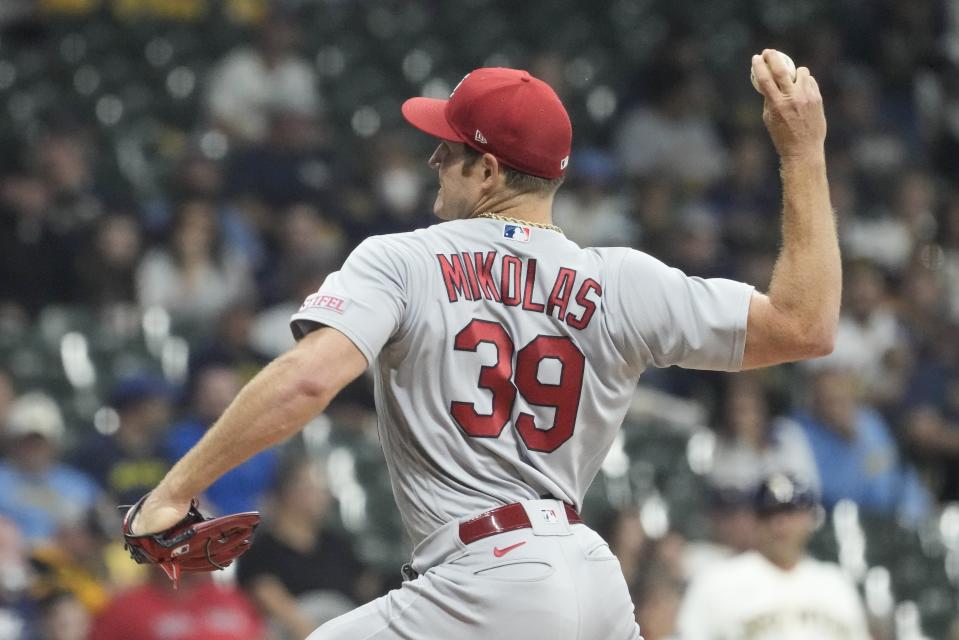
[[504, 224, 531, 242], [541, 508, 559, 523]]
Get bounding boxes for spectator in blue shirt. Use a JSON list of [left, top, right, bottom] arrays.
[[0, 393, 101, 544], [793, 368, 932, 527], [165, 359, 277, 514]]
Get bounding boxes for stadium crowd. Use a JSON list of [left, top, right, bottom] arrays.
[[1, 0, 959, 638]]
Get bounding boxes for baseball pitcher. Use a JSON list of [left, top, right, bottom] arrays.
[[128, 50, 839, 639]]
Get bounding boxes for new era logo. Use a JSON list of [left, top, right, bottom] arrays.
[[504, 224, 530, 242], [560, 156, 569, 170], [474, 129, 487, 144]]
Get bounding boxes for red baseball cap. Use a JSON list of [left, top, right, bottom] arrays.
[[402, 67, 572, 179]]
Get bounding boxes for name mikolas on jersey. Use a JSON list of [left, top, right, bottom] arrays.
[[436, 251, 602, 331]]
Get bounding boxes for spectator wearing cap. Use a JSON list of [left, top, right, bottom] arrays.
[[0, 393, 101, 545], [68, 375, 174, 507], [676, 474, 871, 640]]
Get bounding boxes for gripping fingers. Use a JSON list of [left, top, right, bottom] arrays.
[[751, 54, 780, 100], [763, 49, 795, 94]]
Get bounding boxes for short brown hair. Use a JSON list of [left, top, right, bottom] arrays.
[[462, 145, 565, 195]]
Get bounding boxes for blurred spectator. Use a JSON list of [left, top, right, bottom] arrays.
[[226, 108, 337, 210], [842, 169, 937, 273], [629, 176, 676, 256], [676, 474, 870, 639], [258, 202, 346, 306], [0, 393, 101, 544], [900, 322, 959, 502], [670, 206, 732, 279], [34, 591, 91, 640], [367, 143, 433, 234], [32, 131, 102, 233], [0, 172, 75, 315], [552, 148, 636, 247], [29, 510, 112, 616], [165, 360, 277, 514], [68, 375, 173, 506], [191, 303, 270, 383], [74, 212, 143, 311], [601, 507, 686, 639], [830, 66, 911, 190], [205, 9, 320, 146], [237, 458, 370, 639], [681, 486, 756, 577], [144, 152, 267, 272], [250, 256, 330, 359], [898, 255, 949, 350], [614, 62, 726, 187], [793, 369, 932, 526], [89, 572, 265, 640], [634, 576, 683, 640], [706, 132, 780, 252], [601, 506, 648, 595], [0, 517, 29, 640], [0, 129, 104, 315], [708, 374, 820, 494], [136, 198, 253, 328], [805, 260, 910, 407], [632, 533, 686, 640]]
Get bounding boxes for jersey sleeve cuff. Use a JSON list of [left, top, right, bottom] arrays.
[[290, 311, 375, 367], [729, 282, 755, 370]]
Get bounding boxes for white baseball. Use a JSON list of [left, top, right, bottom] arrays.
[[750, 51, 797, 93]]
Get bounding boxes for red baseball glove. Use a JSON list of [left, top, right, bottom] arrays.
[[121, 493, 260, 587]]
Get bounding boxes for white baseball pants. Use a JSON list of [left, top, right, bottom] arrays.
[[307, 500, 643, 640]]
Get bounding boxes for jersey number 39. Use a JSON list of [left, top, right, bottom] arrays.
[[450, 318, 585, 453]]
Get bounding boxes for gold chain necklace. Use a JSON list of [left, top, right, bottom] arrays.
[[476, 212, 564, 234]]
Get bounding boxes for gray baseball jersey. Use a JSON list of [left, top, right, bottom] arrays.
[[292, 217, 753, 547]]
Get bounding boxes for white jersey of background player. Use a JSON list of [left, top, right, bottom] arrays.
[[677, 474, 870, 640], [133, 53, 840, 640]]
